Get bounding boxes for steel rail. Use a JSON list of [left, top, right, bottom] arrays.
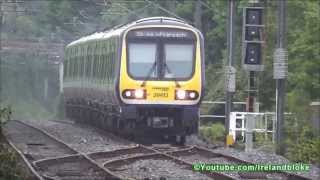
[[11, 120, 124, 180]]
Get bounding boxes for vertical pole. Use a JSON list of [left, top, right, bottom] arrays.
[[225, 0, 236, 146], [275, 0, 287, 155], [0, 1, 2, 103], [194, 0, 202, 31], [245, 114, 255, 152], [247, 71, 255, 113]]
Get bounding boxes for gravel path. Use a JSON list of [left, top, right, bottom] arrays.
[[3, 121, 75, 161], [23, 119, 133, 154], [36, 156, 112, 180]]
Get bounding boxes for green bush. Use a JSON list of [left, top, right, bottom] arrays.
[[0, 106, 12, 138], [286, 125, 320, 165], [0, 106, 27, 179], [0, 143, 27, 180], [199, 123, 225, 144]]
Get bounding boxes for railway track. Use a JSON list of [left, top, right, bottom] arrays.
[[4, 120, 123, 180], [3, 120, 313, 180]]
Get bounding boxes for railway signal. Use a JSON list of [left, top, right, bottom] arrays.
[[242, 7, 264, 71]]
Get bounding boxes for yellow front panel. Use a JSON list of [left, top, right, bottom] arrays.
[[119, 25, 202, 105]]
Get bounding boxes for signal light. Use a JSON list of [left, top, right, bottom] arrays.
[[242, 7, 264, 71], [245, 43, 261, 65], [246, 8, 262, 25], [245, 26, 261, 41]]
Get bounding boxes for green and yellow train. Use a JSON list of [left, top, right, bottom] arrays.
[[63, 17, 205, 144]]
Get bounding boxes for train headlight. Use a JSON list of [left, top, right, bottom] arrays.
[[176, 90, 186, 100], [134, 89, 145, 99], [175, 90, 199, 100], [189, 92, 196, 99], [187, 91, 199, 100], [122, 89, 146, 99], [123, 89, 134, 99], [125, 91, 132, 97]]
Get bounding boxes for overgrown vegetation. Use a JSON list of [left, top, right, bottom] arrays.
[[286, 125, 320, 165], [199, 123, 225, 145], [0, 143, 27, 180], [0, 106, 27, 180], [0, 106, 11, 138]]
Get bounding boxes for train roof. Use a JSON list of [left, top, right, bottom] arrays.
[[67, 17, 195, 48]]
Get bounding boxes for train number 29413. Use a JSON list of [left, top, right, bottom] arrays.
[[153, 92, 168, 98]]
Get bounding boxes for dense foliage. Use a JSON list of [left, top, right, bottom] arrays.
[[0, 106, 27, 180], [199, 123, 225, 144], [0, 106, 11, 137], [0, 0, 319, 163], [0, 143, 27, 180]]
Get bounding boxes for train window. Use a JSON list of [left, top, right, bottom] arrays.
[[97, 44, 102, 84], [64, 50, 69, 80], [71, 48, 76, 80], [79, 46, 84, 80], [106, 41, 111, 84], [76, 47, 81, 80], [164, 44, 194, 79], [128, 43, 157, 78], [85, 45, 91, 80], [82, 46, 86, 81], [92, 44, 98, 81], [110, 52, 114, 82]]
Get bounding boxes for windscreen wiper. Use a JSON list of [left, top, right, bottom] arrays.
[[140, 61, 157, 87], [164, 62, 181, 88]]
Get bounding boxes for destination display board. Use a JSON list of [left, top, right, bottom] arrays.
[[127, 28, 196, 40]]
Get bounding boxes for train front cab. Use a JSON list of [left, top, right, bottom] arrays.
[[118, 24, 204, 141]]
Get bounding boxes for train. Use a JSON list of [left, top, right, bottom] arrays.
[[62, 17, 205, 144]]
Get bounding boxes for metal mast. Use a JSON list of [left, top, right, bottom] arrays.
[[274, 0, 288, 155], [225, 0, 236, 146]]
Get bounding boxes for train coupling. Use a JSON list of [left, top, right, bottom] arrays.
[[147, 117, 174, 128]]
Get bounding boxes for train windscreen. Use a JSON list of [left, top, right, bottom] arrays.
[[128, 43, 157, 78], [127, 28, 196, 80], [164, 43, 194, 78]]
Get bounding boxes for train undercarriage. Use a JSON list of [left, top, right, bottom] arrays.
[[65, 99, 199, 145]]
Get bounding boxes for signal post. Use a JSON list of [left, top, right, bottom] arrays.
[[242, 3, 265, 113], [241, 1, 265, 150]]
